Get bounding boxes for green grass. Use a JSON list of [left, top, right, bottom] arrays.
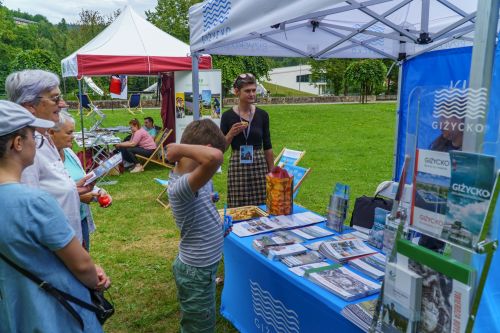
[[74, 103, 396, 332], [261, 82, 317, 97]]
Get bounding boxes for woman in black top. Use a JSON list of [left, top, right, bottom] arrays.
[[220, 73, 274, 208]]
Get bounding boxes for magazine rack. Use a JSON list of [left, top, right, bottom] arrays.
[[369, 85, 500, 333]]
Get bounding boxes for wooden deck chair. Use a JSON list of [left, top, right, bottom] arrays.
[[135, 128, 174, 169], [282, 164, 311, 199], [76, 93, 98, 117], [154, 178, 170, 209], [274, 148, 306, 167], [127, 93, 143, 115]]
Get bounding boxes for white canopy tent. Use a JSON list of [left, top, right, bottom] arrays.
[[61, 6, 211, 78], [188, 0, 498, 174]]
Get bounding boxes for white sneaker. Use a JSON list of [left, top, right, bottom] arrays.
[[130, 165, 144, 173]]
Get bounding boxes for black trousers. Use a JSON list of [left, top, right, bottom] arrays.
[[119, 147, 154, 164]]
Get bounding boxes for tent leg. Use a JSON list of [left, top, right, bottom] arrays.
[[78, 79, 87, 169], [192, 53, 200, 120], [392, 62, 403, 180]]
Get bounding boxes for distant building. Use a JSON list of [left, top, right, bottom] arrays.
[[13, 17, 36, 26], [263, 65, 327, 95]]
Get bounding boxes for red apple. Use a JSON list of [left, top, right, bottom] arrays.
[[98, 194, 112, 208]]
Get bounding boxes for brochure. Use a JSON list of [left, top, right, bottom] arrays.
[[288, 225, 334, 240], [262, 243, 308, 260], [232, 217, 281, 237], [319, 239, 377, 263], [341, 299, 379, 333], [289, 262, 330, 277], [367, 208, 389, 249], [349, 253, 387, 280], [305, 264, 381, 301], [280, 250, 325, 267], [252, 231, 303, 252], [272, 211, 326, 228], [410, 149, 451, 237], [84, 153, 122, 185], [441, 151, 496, 248], [396, 239, 474, 333], [326, 183, 350, 232]]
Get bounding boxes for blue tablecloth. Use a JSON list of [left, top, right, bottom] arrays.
[[220, 205, 374, 333]]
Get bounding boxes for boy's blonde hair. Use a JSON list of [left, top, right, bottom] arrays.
[[180, 119, 226, 152]]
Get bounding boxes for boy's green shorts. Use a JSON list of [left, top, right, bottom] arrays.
[[173, 256, 220, 333]]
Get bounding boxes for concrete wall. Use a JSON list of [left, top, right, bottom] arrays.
[[264, 65, 324, 95]]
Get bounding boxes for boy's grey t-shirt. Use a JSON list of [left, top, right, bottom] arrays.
[[168, 172, 223, 267]]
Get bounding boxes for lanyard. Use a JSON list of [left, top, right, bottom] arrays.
[[238, 108, 254, 144]]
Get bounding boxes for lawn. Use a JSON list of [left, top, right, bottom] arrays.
[[72, 102, 396, 332]]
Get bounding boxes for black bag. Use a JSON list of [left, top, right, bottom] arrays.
[[0, 252, 114, 329], [350, 194, 393, 229]]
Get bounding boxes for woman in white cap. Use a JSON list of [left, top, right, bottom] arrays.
[[5, 69, 92, 243], [0, 101, 111, 332]]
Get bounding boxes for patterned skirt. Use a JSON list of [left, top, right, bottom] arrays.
[[227, 149, 268, 208]]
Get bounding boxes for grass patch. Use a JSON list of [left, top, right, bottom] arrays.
[[74, 103, 396, 332], [261, 82, 317, 97]]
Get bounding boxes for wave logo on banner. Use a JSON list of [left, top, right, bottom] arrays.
[[202, 0, 231, 32], [432, 81, 487, 133], [250, 280, 300, 333]]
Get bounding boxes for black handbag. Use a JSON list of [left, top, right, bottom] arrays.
[[0, 252, 114, 329], [349, 192, 393, 229]]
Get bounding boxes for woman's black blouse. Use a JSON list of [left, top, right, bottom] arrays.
[[220, 107, 272, 151]]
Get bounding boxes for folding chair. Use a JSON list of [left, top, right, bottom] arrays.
[[154, 178, 170, 209], [274, 148, 305, 167], [76, 93, 98, 117], [135, 128, 174, 169], [127, 93, 143, 115], [282, 164, 311, 199]]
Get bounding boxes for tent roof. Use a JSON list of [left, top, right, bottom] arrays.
[[62, 6, 211, 77], [189, 0, 481, 60]]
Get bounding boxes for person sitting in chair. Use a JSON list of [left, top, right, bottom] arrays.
[[143, 117, 161, 138], [114, 119, 156, 173]]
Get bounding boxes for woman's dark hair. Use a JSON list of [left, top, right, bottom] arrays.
[[0, 128, 28, 159], [233, 73, 257, 90]]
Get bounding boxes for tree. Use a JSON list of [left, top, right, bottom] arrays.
[[9, 48, 60, 74], [147, 0, 271, 94], [344, 59, 387, 103], [309, 59, 355, 95], [146, 0, 198, 43], [212, 55, 271, 96]]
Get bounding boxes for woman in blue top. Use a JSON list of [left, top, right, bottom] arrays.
[[0, 101, 111, 332], [49, 111, 112, 251]]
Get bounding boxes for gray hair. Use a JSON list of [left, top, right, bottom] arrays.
[[52, 111, 75, 132], [5, 70, 60, 105]]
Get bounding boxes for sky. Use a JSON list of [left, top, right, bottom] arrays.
[[3, 0, 157, 24]]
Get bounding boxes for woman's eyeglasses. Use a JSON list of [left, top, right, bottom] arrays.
[[36, 94, 64, 104], [34, 133, 45, 149]]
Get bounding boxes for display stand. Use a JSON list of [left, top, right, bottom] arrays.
[[369, 85, 500, 333]]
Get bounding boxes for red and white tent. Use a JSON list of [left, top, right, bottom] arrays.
[[61, 6, 211, 77]]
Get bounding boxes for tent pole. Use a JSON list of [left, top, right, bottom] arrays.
[[78, 79, 87, 170], [392, 62, 403, 181], [463, 0, 500, 152], [192, 53, 200, 120]]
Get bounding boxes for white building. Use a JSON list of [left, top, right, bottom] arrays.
[[264, 65, 326, 95]]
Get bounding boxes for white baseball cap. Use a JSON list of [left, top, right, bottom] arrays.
[[0, 100, 55, 136]]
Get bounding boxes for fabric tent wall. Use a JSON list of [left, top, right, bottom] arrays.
[[161, 73, 176, 143], [397, 45, 500, 332]]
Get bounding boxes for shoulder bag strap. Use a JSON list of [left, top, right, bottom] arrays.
[[0, 252, 90, 330]]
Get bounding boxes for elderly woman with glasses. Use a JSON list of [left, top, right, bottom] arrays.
[[0, 101, 110, 332], [5, 69, 93, 243], [49, 111, 112, 252], [220, 73, 274, 208]]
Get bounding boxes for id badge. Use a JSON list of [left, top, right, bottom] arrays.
[[240, 145, 254, 164]]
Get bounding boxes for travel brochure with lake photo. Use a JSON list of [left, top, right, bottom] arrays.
[[441, 151, 496, 248]]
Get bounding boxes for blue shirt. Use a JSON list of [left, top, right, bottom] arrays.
[[64, 148, 87, 220], [168, 173, 223, 267], [0, 183, 102, 333]]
